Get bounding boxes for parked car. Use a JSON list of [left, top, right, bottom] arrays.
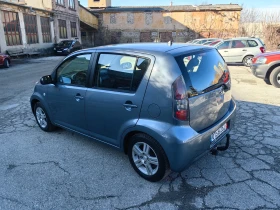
[[251, 51, 280, 88], [0, 53, 11, 68], [30, 43, 236, 182], [54, 40, 82, 55], [213, 37, 266, 66], [188, 38, 219, 45], [203, 39, 223, 46]]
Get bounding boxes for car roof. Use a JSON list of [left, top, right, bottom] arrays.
[[77, 43, 213, 56], [226, 37, 259, 41]]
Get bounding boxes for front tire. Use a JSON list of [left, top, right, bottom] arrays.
[[128, 133, 170, 182], [243, 55, 253, 67], [3, 59, 10, 68], [34, 102, 55, 132], [269, 66, 280, 88]]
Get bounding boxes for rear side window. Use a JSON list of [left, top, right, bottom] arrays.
[[231, 40, 247, 48], [247, 40, 258, 47], [175, 49, 228, 93], [94, 54, 150, 92]]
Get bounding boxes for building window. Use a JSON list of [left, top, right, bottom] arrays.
[[56, 0, 64, 5], [1, 11, 22, 46], [58, 19, 67, 38], [94, 0, 100, 1], [164, 16, 172, 24], [110, 14, 116, 24], [41, 17, 51, 43], [69, 0, 75, 9], [145, 13, 153, 25], [24, 14, 38, 44], [70, 22, 77, 37], [127, 13, 134, 24]]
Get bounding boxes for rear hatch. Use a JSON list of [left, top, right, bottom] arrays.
[[175, 48, 231, 132]]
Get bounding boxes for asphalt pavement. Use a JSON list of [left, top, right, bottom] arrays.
[[0, 57, 279, 210]]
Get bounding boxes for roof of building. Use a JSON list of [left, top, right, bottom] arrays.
[[90, 4, 242, 13]]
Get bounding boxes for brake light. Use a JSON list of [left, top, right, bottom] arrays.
[[172, 76, 189, 121], [223, 70, 230, 83], [260, 47, 266, 53]]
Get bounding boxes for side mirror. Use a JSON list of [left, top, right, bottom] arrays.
[[40, 75, 53, 85]]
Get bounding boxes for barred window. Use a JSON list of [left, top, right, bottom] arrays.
[[110, 14, 116, 24], [56, 0, 64, 5], [70, 22, 77, 37], [1, 11, 22, 46], [69, 0, 75, 9], [145, 13, 153, 25], [58, 19, 67, 38], [127, 13, 134, 24], [41, 17, 51, 43], [24, 14, 38, 44]]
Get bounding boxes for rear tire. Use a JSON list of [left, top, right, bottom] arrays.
[[243, 56, 253, 67], [34, 102, 56, 132], [269, 66, 280, 88], [128, 133, 170, 182], [3, 59, 10, 68]]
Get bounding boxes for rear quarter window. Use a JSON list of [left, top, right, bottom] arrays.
[[175, 49, 228, 94], [248, 40, 258, 47]]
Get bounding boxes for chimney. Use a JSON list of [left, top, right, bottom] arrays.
[[170, 1, 173, 6]]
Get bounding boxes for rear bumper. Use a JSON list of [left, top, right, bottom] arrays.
[[251, 64, 269, 79], [163, 99, 237, 172]]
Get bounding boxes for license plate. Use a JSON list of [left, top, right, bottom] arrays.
[[211, 123, 227, 143], [57, 51, 62, 53]]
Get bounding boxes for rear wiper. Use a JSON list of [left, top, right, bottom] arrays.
[[201, 83, 224, 94]]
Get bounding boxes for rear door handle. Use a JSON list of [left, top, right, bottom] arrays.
[[242, 49, 247, 51], [224, 51, 228, 52], [123, 101, 138, 111], [75, 94, 84, 102]]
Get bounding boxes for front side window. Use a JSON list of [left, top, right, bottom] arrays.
[[2, 11, 22, 46], [56, 0, 64, 5], [217, 41, 230, 50], [56, 54, 91, 86], [24, 14, 38, 44], [40, 17, 51, 43], [231, 40, 247, 48], [70, 22, 77, 37], [58, 19, 67, 39], [94, 54, 150, 92], [69, 0, 75, 9]]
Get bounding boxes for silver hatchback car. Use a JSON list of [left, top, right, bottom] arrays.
[[214, 37, 265, 66], [30, 43, 236, 182]]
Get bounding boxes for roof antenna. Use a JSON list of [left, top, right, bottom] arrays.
[[168, 40, 173, 46]]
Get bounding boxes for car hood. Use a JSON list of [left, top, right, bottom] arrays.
[[258, 51, 280, 57]]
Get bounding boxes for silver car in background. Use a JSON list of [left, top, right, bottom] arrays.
[[214, 37, 266, 66], [30, 43, 236, 182]]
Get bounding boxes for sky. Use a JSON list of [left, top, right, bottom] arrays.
[[79, 0, 280, 8]]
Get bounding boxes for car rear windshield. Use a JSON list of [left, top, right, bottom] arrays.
[[175, 49, 228, 94]]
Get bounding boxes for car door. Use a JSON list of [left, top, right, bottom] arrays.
[[217, 41, 231, 62], [47, 53, 92, 132], [227, 40, 248, 62], [85, 52, 154, 146]]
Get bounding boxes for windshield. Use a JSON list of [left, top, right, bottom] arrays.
[[58, 41, 73, 47], [175, 49, 228, 94]]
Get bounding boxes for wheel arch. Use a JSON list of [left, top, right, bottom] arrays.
[[265, 63, 280, 80]]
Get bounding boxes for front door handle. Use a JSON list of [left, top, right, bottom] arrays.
[[224, 51, 228, 52], [75, 94, 84, 102], [242, 49, 247, 51]]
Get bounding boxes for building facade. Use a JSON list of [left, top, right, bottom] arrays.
[[0, 0, 54, 53], [89, 0, 242, 46]]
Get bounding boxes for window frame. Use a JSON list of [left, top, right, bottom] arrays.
[[92, 52, 151, 93], [70, 21, 77, 37], [56, 0, 65, 6], [58, 19, 67, 39], [68, 0, 75, 10], [2, 10, 22, 46], [23, 13, 39, 44], [55, 53, 93, 87], [40, 16, 51, 43]]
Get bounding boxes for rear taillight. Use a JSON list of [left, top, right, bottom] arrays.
[[172, 76, 189, 121], [260, 47, 266, 53], [223, 70, 230, 83]]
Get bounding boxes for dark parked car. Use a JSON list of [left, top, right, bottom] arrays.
[[30, 43, 236, 182], [0, 53, 11, 68], [251, 51, 280, 88], [54, 40, 82, 55]]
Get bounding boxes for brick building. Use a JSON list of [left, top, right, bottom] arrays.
[[89, 0, 242, 46]]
